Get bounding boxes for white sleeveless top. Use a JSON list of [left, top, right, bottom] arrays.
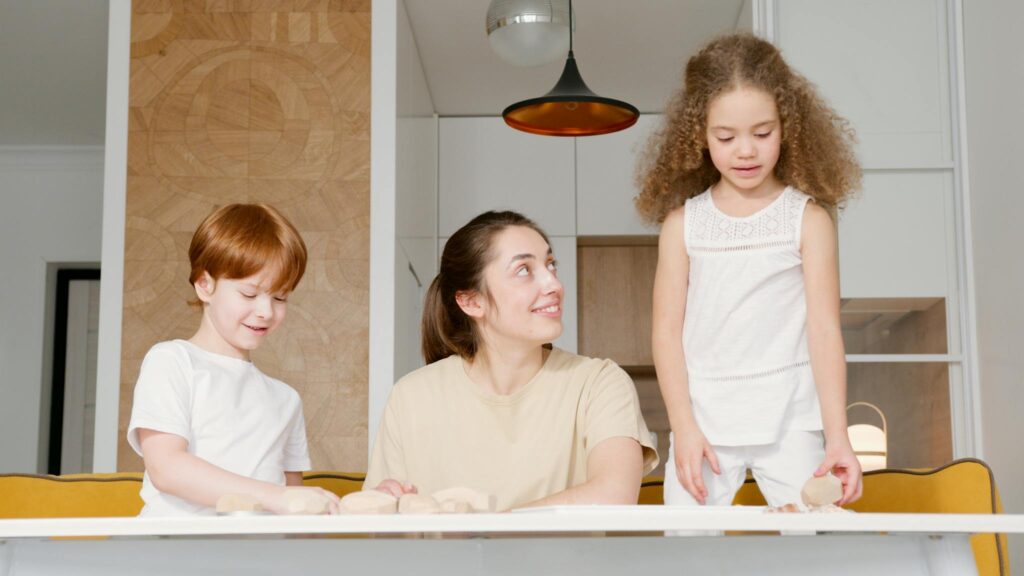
[[683, 186, 822, 446]]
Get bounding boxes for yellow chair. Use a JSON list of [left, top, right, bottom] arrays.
[[302, 471, 366, 499], [0, 472, 145, 518], [643, 458, 1009, 576], [0, 471, 368, 518]]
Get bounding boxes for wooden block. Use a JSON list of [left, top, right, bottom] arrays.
[[216, 493, 261, 513], [398, 494, 440, 515], [431, 487, 497, 514], [339, 490, 397, 515], [283, 488, 331, 515], [801, 475, 843, 507]]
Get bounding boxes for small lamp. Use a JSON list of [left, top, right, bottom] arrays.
[[847, 401, 888, 472], [499, 0, 639, 137]]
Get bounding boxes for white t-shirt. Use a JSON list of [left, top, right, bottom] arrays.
[[127, 340, 311, 516]]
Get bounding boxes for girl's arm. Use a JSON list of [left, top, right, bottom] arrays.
[[514, 437, 644, 508], [137, 429, 341, 514], [652, 207, 720, 504], [801, 203, 862, 505]]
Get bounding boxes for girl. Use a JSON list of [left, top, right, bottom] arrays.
[[636, 33, 863, 508], [127, 203, 340, 516], [366, 211, 658, 511]]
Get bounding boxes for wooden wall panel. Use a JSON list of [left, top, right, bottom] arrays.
[[577, 242, 657, 367], [119, 0, 371, 472]]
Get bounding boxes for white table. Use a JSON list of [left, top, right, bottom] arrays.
[[1, 506, 1020, 576]]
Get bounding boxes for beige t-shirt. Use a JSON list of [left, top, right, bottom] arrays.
[[366, 348, 659, 511]]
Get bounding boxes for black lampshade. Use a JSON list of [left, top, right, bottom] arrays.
[[503, 51, 639, 136]]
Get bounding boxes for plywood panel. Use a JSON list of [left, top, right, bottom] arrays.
[[119, 0, 371, 472], [577, 244, 657, 366]]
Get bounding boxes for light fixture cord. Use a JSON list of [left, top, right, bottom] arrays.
[[568, 0, 573, 53]]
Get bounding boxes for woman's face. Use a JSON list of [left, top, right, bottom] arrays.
[[465, 225, 563, 350]]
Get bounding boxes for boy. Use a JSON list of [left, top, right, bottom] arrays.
[[127, 203, 339, 516]]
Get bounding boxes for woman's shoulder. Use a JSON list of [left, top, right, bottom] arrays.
[[392, 354, 463, 395], [546, 348, 628, 383]]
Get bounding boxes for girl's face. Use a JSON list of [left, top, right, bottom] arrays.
[[459, 226, 563, 352], [193, 269, 289, 359], [705, 85, 783, 195]]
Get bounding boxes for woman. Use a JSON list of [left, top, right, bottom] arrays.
[[366, 211, 658, 511]]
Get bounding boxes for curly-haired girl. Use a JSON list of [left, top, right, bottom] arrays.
[[636, 33, 863, 510]]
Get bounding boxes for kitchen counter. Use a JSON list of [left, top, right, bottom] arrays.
[[2, 506, 1020, 575]]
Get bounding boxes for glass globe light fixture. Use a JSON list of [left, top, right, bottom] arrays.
[[500, 0, 638, 137], [486, 0, 571, 67]]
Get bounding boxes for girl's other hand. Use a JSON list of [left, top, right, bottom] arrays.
[[674, 426, 721, 505], [815, 441, 863, 505], [373, 478, 418, 499]]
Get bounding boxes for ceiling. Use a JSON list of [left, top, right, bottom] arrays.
[[404, 0, 751, 115], [0, 0, 108, 146], [0, 1, 749, 144]]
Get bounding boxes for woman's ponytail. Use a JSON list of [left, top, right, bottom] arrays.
[[421, 274, 465, 364]]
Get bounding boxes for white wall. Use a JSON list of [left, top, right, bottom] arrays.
[[393, 0, 437, 384], [963, 0, 1024, 569], [0, 147, 104, 473], [369, 0, 438, 454]]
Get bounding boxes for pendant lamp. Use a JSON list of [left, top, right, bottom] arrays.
[[502, 0, 639, 137], [486, 0, 571, 67]]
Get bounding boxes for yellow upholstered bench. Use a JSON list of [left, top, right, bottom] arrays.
[[0, 471, 366, 519], [640, 458, 1009, 576], [0, 472, 145, 518]]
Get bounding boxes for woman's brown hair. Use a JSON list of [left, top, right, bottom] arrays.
[[635, 33, 861, 223], [188, 203, 307, 296], [421, 210, 550, 364]]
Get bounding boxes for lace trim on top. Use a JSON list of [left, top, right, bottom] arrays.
[[690, 360, 810, 382], [688, 187, 805, 244], [688, 239, 797, 254]]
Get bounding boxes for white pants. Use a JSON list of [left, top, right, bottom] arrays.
[[663, 429, 825, 508]]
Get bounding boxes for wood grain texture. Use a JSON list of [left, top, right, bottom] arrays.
[[119, 0, 370, 472], [577, 244, 658, 367]]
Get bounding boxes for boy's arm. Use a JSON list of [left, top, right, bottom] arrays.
[[801, 202, 862, 504], [137, 429, 340, 514]]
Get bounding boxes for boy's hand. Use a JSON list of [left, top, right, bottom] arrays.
[[373, 479, 418, 499], [265, 486, 341, 515], [674, 425, 720, 505]]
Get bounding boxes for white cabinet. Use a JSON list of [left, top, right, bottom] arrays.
[[776, 0, 956, 301], [777, 0, 952, 169], [837, 172, 953, 299], [576, 114, 661, 236], [438, 117, 576, 237]]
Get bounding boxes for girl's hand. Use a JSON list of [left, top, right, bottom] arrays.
[[815, 440, 863, 505], [674, 426, 720, 505], [373, 478, 418, 499]]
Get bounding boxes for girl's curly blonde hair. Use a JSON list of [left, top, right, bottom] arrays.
[[635, 33, 861, 223]]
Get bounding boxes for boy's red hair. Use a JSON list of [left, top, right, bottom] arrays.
[[188, 203, 307, 295]]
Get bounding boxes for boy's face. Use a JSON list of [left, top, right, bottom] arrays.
[[193, 270, 289, 360]]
